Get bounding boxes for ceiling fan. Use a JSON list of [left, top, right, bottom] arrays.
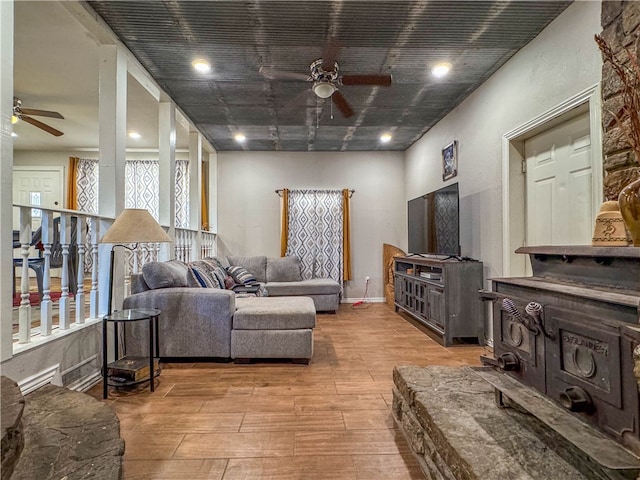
[[12, 97, 64, 137], [260, 48, 392, 118]]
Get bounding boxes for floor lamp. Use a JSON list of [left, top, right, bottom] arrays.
[[99, 208, 172, 315]]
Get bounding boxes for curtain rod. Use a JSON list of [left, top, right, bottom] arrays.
[[276, 189, 354, 198]]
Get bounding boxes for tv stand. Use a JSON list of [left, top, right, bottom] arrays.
[[394, 256, 484, 346]]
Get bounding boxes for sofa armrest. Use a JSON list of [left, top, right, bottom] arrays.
[[122, 288, 236, 358]]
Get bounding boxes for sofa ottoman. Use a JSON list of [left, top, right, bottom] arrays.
[[231, 296, 316, 363]]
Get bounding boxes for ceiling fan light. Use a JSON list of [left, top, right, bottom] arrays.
[[11, 115, 19, 124], [313, 81, 336, 99]]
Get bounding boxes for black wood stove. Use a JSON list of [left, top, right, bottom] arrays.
[[481, 246, 640, 456]]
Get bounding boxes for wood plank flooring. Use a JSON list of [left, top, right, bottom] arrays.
[[87, 303, 490, 480]]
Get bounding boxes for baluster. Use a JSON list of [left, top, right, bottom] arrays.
[[175, 230, 181, 261], [124, 249, 132, 298], [75, 216, 87, 325], [90, 221, 99, 319], [187, 231, 194, 261], [18, 207, 32, 344], [40, 212, 53, 336], [58, 214, 71, 329]]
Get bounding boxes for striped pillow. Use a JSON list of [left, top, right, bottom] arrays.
[[227, 265, 257, 285], [188, 260, 226, 289]]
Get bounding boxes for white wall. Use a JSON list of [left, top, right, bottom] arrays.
[[217, 151, 405, 301], [405, 0, 603, 282]]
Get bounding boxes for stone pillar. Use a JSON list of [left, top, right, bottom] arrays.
[[600, 1, 640, 200]]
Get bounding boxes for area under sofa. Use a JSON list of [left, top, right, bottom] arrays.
[[121, 256, 340, 361]]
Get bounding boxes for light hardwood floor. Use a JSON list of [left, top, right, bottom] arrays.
[[88, 303, 490, 480]]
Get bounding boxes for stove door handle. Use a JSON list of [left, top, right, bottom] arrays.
[[479, 289, 498, 301]]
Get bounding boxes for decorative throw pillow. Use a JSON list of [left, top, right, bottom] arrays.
[[224, 275, 235, 289], [142, 260, 190, 289], [205, 256, 230, 269], [227, 265, 257, 285], [227, 256, 267, 282], [188, 260, 223, 289], [266, 256, 302, 282]]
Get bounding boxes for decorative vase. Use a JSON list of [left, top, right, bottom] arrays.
[[619, 177, 640, 246], [592, 201, 629, 246]]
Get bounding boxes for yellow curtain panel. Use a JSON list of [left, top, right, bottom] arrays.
[[280, 188, 289, 257], [342, 188, 352, 281], [66, 156, 79, 210]]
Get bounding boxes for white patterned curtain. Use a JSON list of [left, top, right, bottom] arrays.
[[74, 158, 98, 273], [285, 190, 344, 286], [75, 158, 99, 214], [125, 160, 160, 220], [175, 160, 190, 228]]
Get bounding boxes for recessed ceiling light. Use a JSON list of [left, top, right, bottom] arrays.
[[234, 133, 246, 143], [431, 62, 452, 78], [380, 133, 392, 143], [128, 131, 141, 139], [192, 59, 211, 73]]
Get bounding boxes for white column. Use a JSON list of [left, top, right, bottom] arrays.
[[98, 44, 128, 316], [0, 0, 14, 359], [158, 101, 176, 261], [189, 133, 202, 258], [207, 150, 218, 234], [189, 132, 202, 230]]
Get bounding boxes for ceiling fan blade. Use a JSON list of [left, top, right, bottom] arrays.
[[19, 108, 64, 119], [322, 39, 341, 70], [259, 67, 309, 82], [20, 115, 64, 137], [341, 74, 392, 87], [332, 91, 354, 118]]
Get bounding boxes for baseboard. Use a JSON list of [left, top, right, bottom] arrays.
[[67, 371, 102, 392], [18, 363, 60, 395], [342, 297, 385, 304], [61, 354, 100, 391]]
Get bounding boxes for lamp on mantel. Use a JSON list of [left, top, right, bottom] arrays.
[[100, 208, 172, 315]]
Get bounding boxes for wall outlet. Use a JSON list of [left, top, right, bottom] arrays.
[[365, 276, 370, 283]]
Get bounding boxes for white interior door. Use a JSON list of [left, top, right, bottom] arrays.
[[524, 113, 593, 249], [13, 166, 64, 230]]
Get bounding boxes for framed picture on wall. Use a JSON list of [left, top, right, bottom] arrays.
[[442, 141, 458, 181]]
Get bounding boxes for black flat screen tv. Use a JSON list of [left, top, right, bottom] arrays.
[[408, 183, 460, 256]]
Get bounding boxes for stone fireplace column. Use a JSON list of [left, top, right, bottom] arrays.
[[600, 1, 640, 200]]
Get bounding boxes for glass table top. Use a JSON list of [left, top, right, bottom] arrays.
[[103, 308, 161, 322]]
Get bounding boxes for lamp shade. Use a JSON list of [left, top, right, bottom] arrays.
[[100, 208, 172, 244]]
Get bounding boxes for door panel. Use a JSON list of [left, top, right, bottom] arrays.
[[13, 167, 63, 230], [525, 113, 593, 249]]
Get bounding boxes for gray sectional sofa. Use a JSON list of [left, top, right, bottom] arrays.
[[121, 255, 340, 361], [225, 255, 341, 312]]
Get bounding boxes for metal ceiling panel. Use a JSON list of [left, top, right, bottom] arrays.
[[89, 0, 572, 151]]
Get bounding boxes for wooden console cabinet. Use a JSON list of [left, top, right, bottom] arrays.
[[393, 255, 484, 346]]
